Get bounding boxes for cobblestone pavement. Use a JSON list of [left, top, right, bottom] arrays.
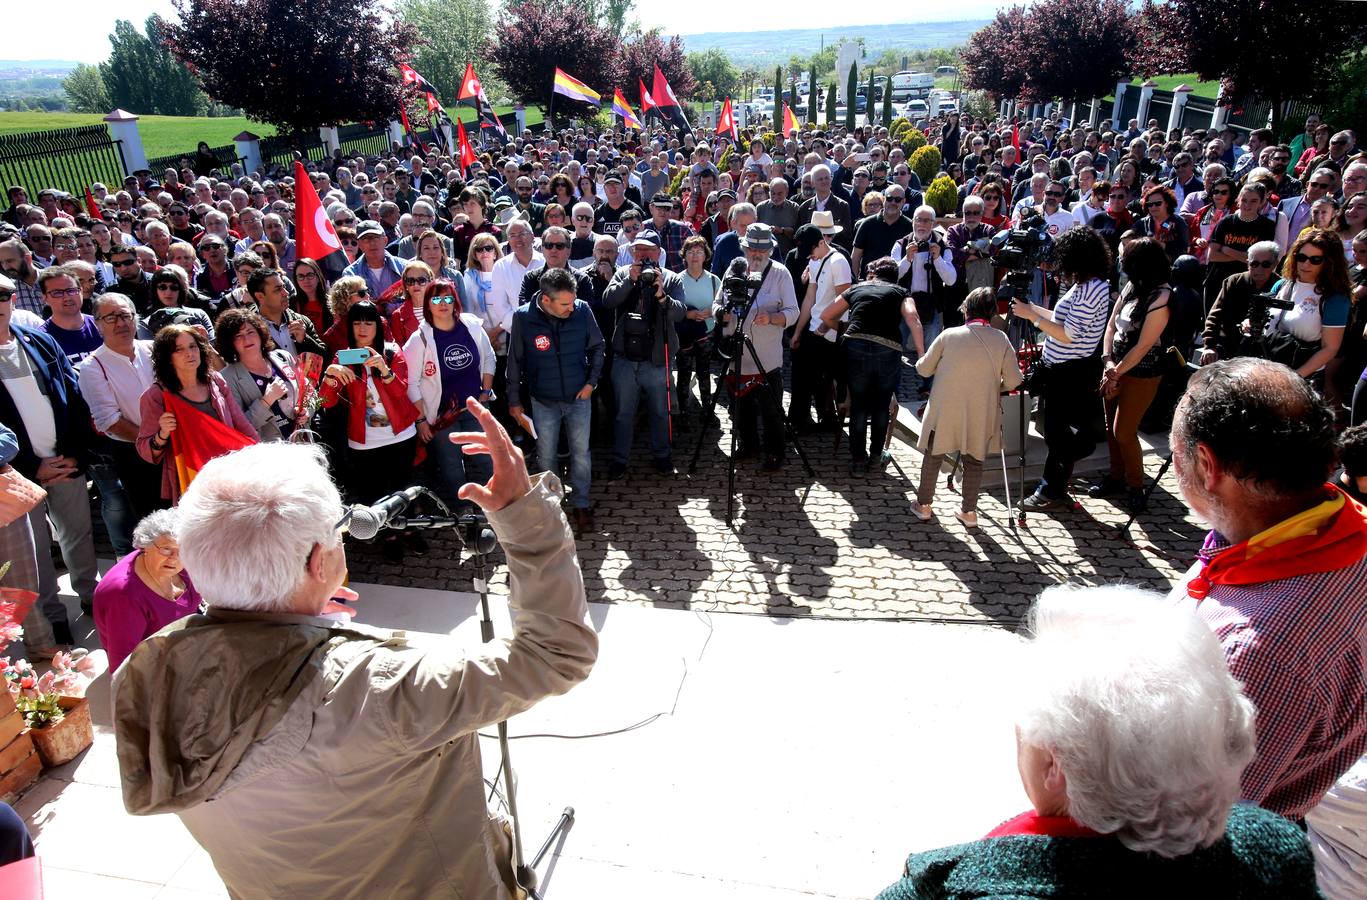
[[346, 403, 1205, 628]]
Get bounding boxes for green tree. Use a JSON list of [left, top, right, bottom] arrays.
[[882, 76, 894, 127], [825, 80, 837, 125], [773, 65, 782, 119], [865, 69, 875, 125], [398, 0, 495, 104], [845, 61, 858, 130], [581, 0, 635, 35], [62, 64, 110, 113], [687, 49, 738, 101], [102, 17, 205, 115]]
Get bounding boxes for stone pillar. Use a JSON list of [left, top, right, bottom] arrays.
[[233, 131, 263, 177], [514, 103, 527, 135], [1112, 80, 1129, 127], [1089, 97, 1101, 128], [103, 109, 147, 175], [836, 40, 861, 105], [1211, 103, 1230, 131], [1167, 85, 1191, 133], [387, 120, 405, 148], [1135, 79, 1156, 129]]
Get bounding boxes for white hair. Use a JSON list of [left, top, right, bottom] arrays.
[[1343, 161, 1367, 181], [144, 220, 170, 239], [1017, 585, 1254, 859], [571, 201, 594, 219], [176, 443, 343, 612], [132, 507, 179, 549], [913, 204, 936, 220], [962, 195, 985, 212], [809, 163, 831, 180], [1248, 240, 1280, 259]]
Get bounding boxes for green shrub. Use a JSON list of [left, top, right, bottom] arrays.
[[925, 175, 958, 217], [910, 144, 942, 184], [899, 127, 927, 157]]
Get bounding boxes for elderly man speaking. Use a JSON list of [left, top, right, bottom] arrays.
[[113, 399, 597, 899]]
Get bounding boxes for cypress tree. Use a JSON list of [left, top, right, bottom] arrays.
[[844, 62, 858, 131]]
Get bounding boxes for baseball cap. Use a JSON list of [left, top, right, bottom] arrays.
[[356, 221, 385, 239], [632, 229, 661, 247], [650, 192, 673, 207], [604, 173, 623, 184]]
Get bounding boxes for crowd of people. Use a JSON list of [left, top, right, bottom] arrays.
[[0, 103, 1366, 895]]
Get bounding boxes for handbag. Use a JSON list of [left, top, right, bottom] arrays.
[[0, 466, 46, 528]]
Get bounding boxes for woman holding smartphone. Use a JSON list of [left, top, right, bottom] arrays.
[[320, 300, 421, 561]]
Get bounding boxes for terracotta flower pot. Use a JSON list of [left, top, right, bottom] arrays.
[[29, 696, 93, 767]]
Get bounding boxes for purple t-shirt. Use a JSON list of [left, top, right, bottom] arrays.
[[432, 321, 483, 414], [41, 314, 103, 366], [92, 550, 203, 671]]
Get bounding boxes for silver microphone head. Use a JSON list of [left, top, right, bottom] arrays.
[[345, 504, 386, 540]]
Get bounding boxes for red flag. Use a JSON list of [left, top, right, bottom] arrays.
[[458, 63, 483, 101], [716, 97, 737, 141], [84, 187, 100, 218], [400, 104, 413, 136], [292, 160, 342, 263], [425, 92, 441, 114], [639, 77, 657, 119], [164, 391, 256, 494], [456, 118, 478, 174], [651, 63, 679, 109], [782, 104, 799, 137], [1012, 123, 1020, 151]]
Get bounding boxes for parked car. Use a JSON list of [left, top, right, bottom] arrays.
[[935, 65, 958, 76], [902, 99, 930, 119]]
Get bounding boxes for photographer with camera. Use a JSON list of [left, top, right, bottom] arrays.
[[892, 206, 958, 376], [714, 223, 800, 471], [1012, 227, 1115, 512], [1200, 241, 1281, 364], [603, 230, 687, 480]]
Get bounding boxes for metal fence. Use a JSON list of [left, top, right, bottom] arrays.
[[145, 144, 242, 177], [336, 124, 391, 159], [258, 133, 328, 172], [0, 124, 126, 210]]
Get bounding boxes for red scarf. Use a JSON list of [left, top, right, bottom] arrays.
[[1188, 485, 1367, 600], [986, 811, 1101, 839]]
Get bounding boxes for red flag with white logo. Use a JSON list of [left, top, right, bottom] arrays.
[[640, 78, 657, 120], [457, 118, 478, 174], [458, 63, 482, 101], [292, 160, 341, 262], [716, 97, 737, 141]]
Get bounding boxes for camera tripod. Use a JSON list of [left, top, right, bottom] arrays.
[[687, 323, 816, 524], [385, 489, 574, 899]]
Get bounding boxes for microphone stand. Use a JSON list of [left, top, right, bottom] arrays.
[[386, 488, 574, 899]]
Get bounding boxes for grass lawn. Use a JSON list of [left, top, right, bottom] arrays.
[[0, 106, 543, 162], [1127, 74, 1219, 99]]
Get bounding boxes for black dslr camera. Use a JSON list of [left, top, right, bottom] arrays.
[[638, 260, 659, 290]]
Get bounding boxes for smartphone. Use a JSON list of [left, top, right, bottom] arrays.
[[336, 348, 371, 365]]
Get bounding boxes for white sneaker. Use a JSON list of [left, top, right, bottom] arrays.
[[954, 510, 978, 528], [910, 500, 932, 521]]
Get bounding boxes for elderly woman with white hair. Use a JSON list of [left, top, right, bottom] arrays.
[[92, 508, 202, 671], [876, 585, 1320, 898]]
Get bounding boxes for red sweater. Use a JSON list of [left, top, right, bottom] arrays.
[[319, 348, 420, 445]]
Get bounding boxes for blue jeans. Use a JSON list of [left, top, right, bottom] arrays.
[[425, 411, 491, 509], [912, 311, 943, 392], [532, 397, 593, 508], [88, 461, 135, 557], [611, 358, 672, 464], [845, 339, 902, 462]]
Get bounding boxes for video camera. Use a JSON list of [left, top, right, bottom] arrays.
[[992, 210, 1054, 302], [713, 258, 765, 360], [1240, 290, 1296, 359]]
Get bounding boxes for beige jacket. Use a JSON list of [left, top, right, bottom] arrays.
[[915, 323, 1023, 460], [113, 473, 597, 900]]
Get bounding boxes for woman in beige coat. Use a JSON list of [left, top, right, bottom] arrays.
[[911, 287, 1023, 526]]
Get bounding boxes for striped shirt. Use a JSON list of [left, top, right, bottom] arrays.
[[1172, 531, 1367, 819], [1042, 277, 1110, 364]]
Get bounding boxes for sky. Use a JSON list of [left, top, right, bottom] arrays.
[[10, 0, 1009, 65]]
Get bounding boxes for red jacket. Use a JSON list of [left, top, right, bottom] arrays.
[[319, 346, 420, 445]]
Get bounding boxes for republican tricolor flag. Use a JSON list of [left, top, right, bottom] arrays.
[[782, 103, 799, 137], [164, 391, 256, 494], [716, 97, 737, 141], [613, 89, 642, 130], [553, 68, 601, 106]]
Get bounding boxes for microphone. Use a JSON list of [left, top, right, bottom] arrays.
[[345, 485, 426, 540]]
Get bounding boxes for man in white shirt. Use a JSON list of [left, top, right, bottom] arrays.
[[77, 293, 163, 534], [488, 218, 544, 425], [893, 206, 959, 386], [789, 214, 852, 431]]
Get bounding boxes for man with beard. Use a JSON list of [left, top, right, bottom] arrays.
[[0, 239, 45, 316], [1266, 145, 1302, 199]]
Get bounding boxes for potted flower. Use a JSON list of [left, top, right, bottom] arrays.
[[0, 592, 95, 768]]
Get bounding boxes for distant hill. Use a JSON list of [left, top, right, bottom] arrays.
[[680, 21, 987, 67], [0, 60, 80, 72]]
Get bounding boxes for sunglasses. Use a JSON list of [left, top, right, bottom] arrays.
[[475, 246, 496, 253], [1294, 252, 1325, 265], [574, 214, 593, 221], [542, 242, 569, 250], [113, 258, 139, 267], [404, 276, 431, 286], [1311, 182, 1333, 190], [1209, 188, 1230, 196], [1044, 191, 1064, 198], [429, 294, 456, 306], [1145, 200, 1166, 208], [1248, 259, 1275, 269]]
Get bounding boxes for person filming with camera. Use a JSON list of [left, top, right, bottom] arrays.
[[714, 223, 800, 471], [603, 229, 687, 480], [892, 205, 958, 371]]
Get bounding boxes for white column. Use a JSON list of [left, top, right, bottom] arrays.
[[1089, 97, 1101, 128], [514, 103, 527, 135], [1167, 86, 1191, 133], [1112, 80, 1128, 128], [1211, 104, 1230, 131], [318, 127, 340, 155], [1068, 101, 1077, 126], [103, 109, 147, 175], [1135, 80, 1155, 129], [233, 131, 262, 176], [387, 120, 405, 147]]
